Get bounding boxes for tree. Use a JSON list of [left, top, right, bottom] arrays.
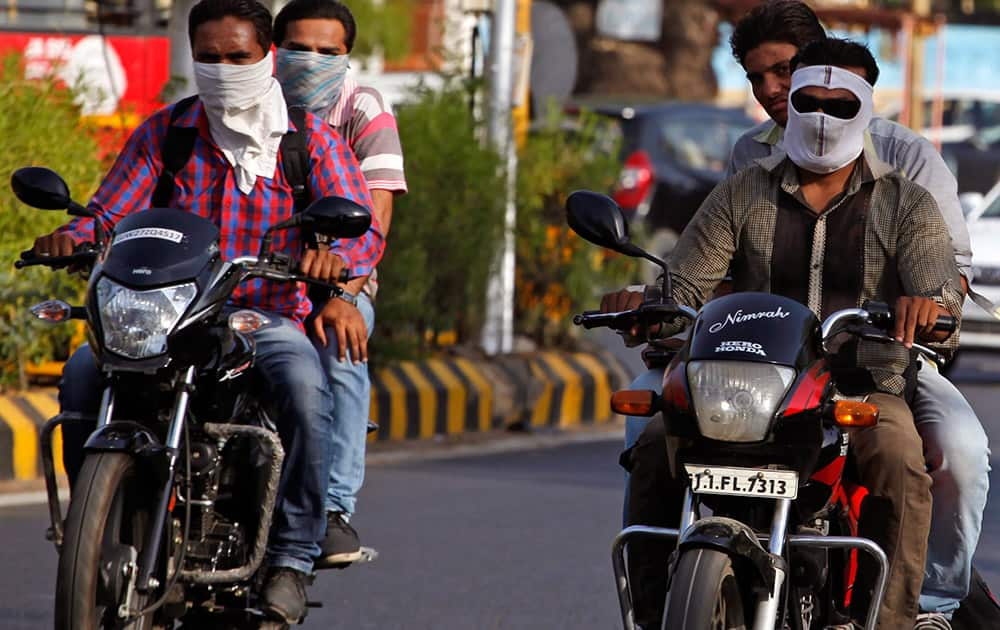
[[554, 0, 720, 100]]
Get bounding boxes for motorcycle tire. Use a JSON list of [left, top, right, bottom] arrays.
[[54, 452, 165, 630], [662, 548, 748, 630]]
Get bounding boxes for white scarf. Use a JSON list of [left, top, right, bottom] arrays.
[[194, 53, 288, 194], [784, 65, 874, 174]]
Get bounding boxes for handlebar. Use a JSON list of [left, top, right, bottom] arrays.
[[572, 303, 698, 332], [15, 246, 99, 270], [821, 301, 956, 363]]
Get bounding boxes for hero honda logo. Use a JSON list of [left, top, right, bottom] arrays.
[[709, 306, 791, 333], [715, 340, 767, 357]]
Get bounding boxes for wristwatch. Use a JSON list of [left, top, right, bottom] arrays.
[[336, 289, 358, 307]]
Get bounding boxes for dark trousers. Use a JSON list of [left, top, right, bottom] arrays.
[[624, 392, 932, 629]]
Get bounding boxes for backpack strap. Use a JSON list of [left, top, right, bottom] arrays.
[[281, 106, 312, 213], [152, 95, 200, 208]]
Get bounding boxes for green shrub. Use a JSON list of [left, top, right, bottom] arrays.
[[514, 104, 636, 347], [372, 81, 506, 359], [0, 54, 105, 389]]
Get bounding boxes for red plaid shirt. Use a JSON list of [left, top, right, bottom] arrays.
[[61, 99, 382, 324]]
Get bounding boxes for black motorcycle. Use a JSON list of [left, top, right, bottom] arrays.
[[12, 166, 370, 629], [565, 190, 955, 630]]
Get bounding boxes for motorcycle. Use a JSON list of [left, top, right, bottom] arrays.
[[12, 166, 371, 629], [564, 190, 955, 630]]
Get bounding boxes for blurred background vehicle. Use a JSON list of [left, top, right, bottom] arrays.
[[885, 91, 1000, 194], [960, 178, 1000, 352], [567, 100, 755, 275]]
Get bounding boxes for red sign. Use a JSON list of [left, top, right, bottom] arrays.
[[0, 32, 170, 126]]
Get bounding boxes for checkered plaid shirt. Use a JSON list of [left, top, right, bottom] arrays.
[[61, 99, 381, 325], [668, 148, 963, 395]]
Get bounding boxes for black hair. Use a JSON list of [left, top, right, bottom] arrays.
[[188, 0, 273, 52], [792, 37, 880, 86], [730, 0, 827, 66], [274, 0, 357, 53]]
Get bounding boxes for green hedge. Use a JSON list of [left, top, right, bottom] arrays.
[[0, 55, 105, 389]]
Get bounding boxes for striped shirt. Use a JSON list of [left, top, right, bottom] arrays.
[[329, 78, 407, 193], [670, 147, 964, 395], [327, 78, 407, 298], [61, 99, 381, 325]]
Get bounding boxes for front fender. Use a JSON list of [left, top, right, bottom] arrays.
[[674, 516, 783, 594], [84, 421, 162, 456]]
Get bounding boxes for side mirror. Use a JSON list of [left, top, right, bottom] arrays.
[[11, 167, 72, 210], [301, 196, 372, 239], [565, 190, 632, 253], [566, 189, 674, 297], [10, 167, 94, 217]]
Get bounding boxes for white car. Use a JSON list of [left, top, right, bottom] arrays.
[[961, 182, 1000, 350]]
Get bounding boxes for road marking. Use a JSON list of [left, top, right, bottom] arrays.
[[451, 358, 493, 433], [0, 488, 68, 509], [426, 359, 466, 435], [397, 361, 436, 439]]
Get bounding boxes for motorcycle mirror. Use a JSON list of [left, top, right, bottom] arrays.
[[11, 167, 94, 217], [566, 189, 673, 296], [301, 196, 372, 239], [565, 190, 633, 253]]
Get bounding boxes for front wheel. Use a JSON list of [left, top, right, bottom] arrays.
[[54, 452, 165, 630], [662, 548, 747, 630]]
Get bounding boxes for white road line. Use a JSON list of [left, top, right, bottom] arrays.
[[0, 489, 68, 509], [0, 429, 625, 509]]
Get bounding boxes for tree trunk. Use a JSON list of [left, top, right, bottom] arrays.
[[555, 0, 719, 100]]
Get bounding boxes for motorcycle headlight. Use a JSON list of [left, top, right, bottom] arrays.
[[96, 278, 198, 359], [687, 360, 796, 443]]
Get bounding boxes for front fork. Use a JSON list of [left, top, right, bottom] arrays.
[[611, 490, 890, 630], [135, 365, 196, 593]]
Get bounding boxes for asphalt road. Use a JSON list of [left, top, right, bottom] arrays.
[[1, 352, 998, 629]]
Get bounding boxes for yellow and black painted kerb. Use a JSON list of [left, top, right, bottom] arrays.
[[367, 357, 496, 442], [0, 391, 62, 481], [0, 353, 621, 482]]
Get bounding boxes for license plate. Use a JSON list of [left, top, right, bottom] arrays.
[[683, 465, 798, 499]]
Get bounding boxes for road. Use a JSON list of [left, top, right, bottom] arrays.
[[1, 352, 998, 629]]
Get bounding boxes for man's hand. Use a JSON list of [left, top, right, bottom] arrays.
[[32, 231, 75, 257], [601, 288, 646, 339], [893, 296, 951, 347], [312, 296, 368, 363], [300, 248, 346, 283]]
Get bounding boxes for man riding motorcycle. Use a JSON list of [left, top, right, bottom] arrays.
[[29, 0, 381, 623], [621, 37, 962, 629], [611, 3, 990, 628]]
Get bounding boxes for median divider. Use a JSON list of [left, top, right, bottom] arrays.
[[0, 350, 627, 482]]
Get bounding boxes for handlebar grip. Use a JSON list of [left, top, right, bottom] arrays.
[[933, 315, 957, 335]]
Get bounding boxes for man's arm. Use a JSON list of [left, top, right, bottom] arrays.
[[305, 117, 383, 277], [667, 177, 740, 311], [882, 121, 972, 283], [894, 185, 965, 351], [34, 112, 165, 254]]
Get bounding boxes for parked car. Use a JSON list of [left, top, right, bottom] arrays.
[[885, 92, 1000, 193], [568, 101, 756, 264], [959, 179, 1000, 351]]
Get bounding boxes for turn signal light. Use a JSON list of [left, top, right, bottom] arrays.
[[611, 390, 659, 417], [833, 400, 880, 428], [30, 300, 73, 323], [229, 309, 270, 333]]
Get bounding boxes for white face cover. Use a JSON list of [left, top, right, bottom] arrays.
[[193, 52, 288, 194], [784, 65, 874, 174]]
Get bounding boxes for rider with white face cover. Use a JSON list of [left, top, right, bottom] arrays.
[[194, 51, 287, 194], [784, 64, 874, 174]]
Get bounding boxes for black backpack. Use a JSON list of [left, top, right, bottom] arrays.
[[151, 95, 312, 212]]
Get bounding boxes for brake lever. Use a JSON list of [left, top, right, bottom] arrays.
[[856, 331, 945, 365]]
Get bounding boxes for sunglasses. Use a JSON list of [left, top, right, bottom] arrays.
[[790, 92, 861, 120]]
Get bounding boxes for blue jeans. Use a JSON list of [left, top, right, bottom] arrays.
[[312, 293, 375, 518], [59, 314, 335, 574], [621, 363, 990, 614]]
